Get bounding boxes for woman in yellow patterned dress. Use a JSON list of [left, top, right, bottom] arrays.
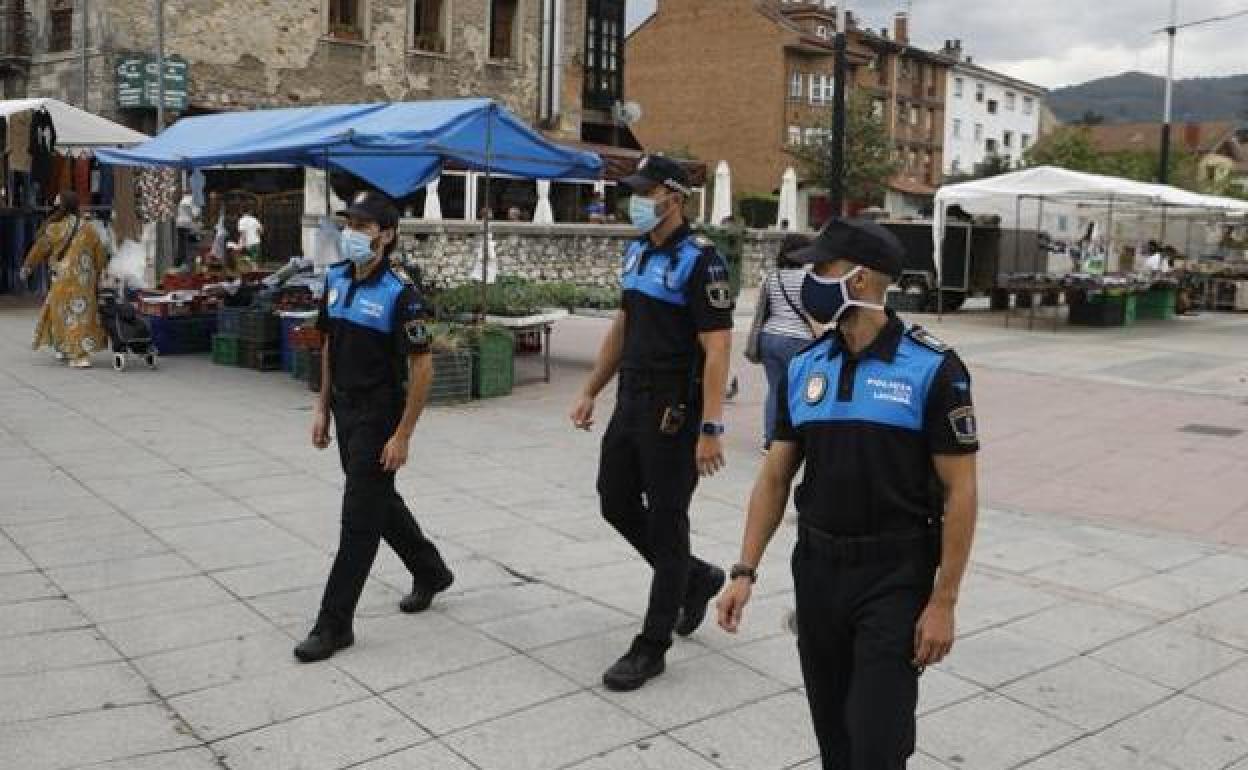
[[19, 192, 110, 369]]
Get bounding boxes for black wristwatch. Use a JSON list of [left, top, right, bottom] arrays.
[[730, 563, 758, 583], [701, 421, 726, 437]]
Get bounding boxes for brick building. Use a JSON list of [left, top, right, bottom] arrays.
[[625, 0, 953, 225], [0, 0, 631, 150]]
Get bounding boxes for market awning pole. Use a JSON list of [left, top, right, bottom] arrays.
[[1107, 195, 1116, 272], [479, 104, 495, 320], [1037, 197, 1045, 274]]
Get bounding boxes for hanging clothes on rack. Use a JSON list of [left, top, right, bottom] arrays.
[[73, 153, 91, 203], [29, 109, 58, 196], [96, 160, 114, 207], [136, 167, 179, 222], [190, 169, 206, 209], [49, 154, 72, 198], [112, 166, 141, 243], [8, 110, 32, 173]]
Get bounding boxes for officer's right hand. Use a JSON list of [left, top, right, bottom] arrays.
[[569, 394, 595, 431], [717, 578, 752, 634], [311, 409, 332, 450]]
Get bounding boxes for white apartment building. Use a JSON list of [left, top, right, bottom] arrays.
[[940, 41, 1046, 178]]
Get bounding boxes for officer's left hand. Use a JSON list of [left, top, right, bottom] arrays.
[[380, 433, 411, 472], [913, 600, 956, 668], [696, 435, 725, 477]]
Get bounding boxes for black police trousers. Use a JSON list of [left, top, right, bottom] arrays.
[[317, 387, 449, 633], [793, 529, 937, 770], [597, 374, 715, 647]]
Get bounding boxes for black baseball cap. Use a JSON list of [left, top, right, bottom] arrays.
[[621, 154, 692, 196], [789, 216, 906, 280], [340, 191, 400, 230]]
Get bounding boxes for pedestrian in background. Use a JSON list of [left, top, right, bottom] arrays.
[[755, 234, 815, 451]]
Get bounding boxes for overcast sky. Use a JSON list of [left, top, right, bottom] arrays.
[[625, 0, 1248, 89]]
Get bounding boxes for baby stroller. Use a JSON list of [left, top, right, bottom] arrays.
[[98, 287, 158, 371]]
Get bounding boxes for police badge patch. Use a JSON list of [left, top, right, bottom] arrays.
[[805, 372, 828, 405], [404, 319, 431, 352], [706, 281, 733, 309], [948, 406, 978, 445]]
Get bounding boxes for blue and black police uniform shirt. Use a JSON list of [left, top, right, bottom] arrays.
[[619, 223, 734, 373], [773, 311, 979, 536], [316, 258, 431, 393]]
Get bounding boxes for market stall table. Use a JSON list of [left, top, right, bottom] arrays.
[[483, 309, 569, 384]]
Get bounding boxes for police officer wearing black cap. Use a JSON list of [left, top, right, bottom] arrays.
[[296, 192, 454, 663], [570, 155, 734, 691], [718, 217, 980, 768]]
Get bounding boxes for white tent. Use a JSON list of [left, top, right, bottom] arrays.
[[422, 176, 443, 220], [776, 167, 798, 230], [0, 98, 148, 147], [711, 161, 733, 224], [933, 166, 1248, 279]]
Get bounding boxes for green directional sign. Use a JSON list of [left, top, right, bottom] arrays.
[[116, 54, 189, 110]]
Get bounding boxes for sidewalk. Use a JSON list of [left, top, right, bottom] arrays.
[[1, 300, 1247, 769]]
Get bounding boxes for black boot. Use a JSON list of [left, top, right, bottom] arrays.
[[676, 565, 726, 637], [399, 568, 455, 614], [293, 624, 354, 663], [603, 636, 668, 692]]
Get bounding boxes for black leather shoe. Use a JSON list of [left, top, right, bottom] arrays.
[[399, 569, 455, 614], [293, 626, 354, 663], [603, 637, 667, 692], [676, 566, 726, 637]]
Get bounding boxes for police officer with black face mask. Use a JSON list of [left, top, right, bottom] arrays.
[[718, 217, 980, 769], [570, 155, 734, 691], [296, 192, 454, 663]]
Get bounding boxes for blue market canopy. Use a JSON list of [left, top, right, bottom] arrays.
[[95, 99, 603, 197]]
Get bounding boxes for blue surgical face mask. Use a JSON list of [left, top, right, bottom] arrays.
[[628, 195, 663, 233], [339, 228, 374, 266], [801, 266, 884, 326]]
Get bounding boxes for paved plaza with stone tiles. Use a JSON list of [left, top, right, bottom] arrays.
[[2, 292, 1248, 769]]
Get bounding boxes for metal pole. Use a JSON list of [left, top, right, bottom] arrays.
[[1159, 0, 1177, 184], [155, 0, 165, 132], [80, 0, 89, 110], [479, 104, 494, 319], [828, 3, 849, 216]]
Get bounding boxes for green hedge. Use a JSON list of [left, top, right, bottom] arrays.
[[432, 277, 620, 318]]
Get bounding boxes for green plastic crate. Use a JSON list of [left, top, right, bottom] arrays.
[[429, 350, 472, 405], [473, 327, 515, 399], [212, 334, 240, 366]]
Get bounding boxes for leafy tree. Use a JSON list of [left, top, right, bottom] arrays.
[[788, 91, 900, 207], [1022, 126, 1199, 188]]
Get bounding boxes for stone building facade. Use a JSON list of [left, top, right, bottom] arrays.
[[625, 0, 953, 220], [3, 0, 626, 146]]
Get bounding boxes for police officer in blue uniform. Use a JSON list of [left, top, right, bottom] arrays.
[[296, 192, 454, 663], [718, 218, 980, 768], [570, 155, 734, 691]]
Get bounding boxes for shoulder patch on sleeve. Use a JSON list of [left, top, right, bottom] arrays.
[[908, 325, 950, 353], [404, 319, 430, 349], [948, 406, 978, 446], [706, 280, 733, 310]]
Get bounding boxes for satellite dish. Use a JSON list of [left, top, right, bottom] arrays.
[[613, 100, 643, 126]]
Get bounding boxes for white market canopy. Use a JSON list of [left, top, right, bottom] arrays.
[[0, 98, 149, 148], [933, 166, 1248, 274]]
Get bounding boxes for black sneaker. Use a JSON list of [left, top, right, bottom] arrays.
[[293, 626, 354, 663], [676, 566, 726, 637], [603, 637, 667, 692], [399, 569, 455, 614]]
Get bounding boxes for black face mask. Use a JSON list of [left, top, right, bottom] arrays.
[[800, 266, 885, 325]]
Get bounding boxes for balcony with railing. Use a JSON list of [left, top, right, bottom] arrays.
[[0, 5, 32, 68]]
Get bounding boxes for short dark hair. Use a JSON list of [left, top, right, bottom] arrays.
[[776, 233, 813, 267]]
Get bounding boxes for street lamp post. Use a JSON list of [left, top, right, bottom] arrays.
[[828, 2, 850, 217], [1159, 0, 1177, 184]]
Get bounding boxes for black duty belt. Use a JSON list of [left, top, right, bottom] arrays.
[[799, 523, 939, 565], [618, 369, 696, 392]]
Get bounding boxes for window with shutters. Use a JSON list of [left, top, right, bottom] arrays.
[[410, 0, 448, 53], [48, 0, 73, 52], [489, 0, 519, 60]]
